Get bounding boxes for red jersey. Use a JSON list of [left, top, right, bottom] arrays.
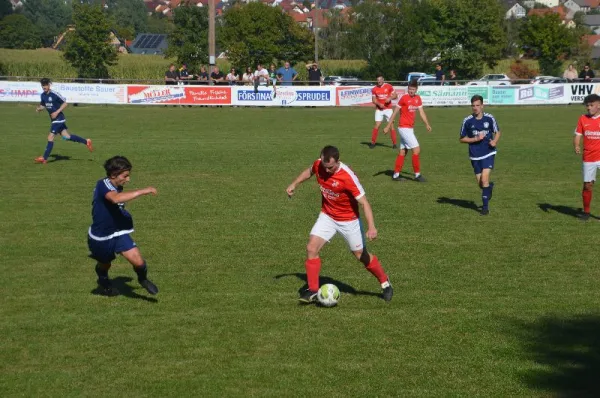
[[371, 83, 395, 110], [575, 114, 600, 162], [311, 159, 365, 221], [397, 94, 423, 128]]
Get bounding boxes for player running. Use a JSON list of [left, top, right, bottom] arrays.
[[286, 145, 393, 303], [369, 75, 398, 149], [34, 78, 93, 164], [88, 156, 159, 296], [459, 95, 501, 216], [574, 94, 600, 221], [384, 80, 432, 182]]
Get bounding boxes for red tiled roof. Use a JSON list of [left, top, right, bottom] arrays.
[[584, 34, 600, 46], [528, 6, 567, 20]]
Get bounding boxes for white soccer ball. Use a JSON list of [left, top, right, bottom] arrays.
[[317, 284, 340, 307]]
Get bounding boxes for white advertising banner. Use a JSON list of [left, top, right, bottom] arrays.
[[51, 83, 127, 104], [232, 86, 336, 106], [0, 81, 42, 102]]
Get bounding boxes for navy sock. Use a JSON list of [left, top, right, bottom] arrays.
[[43, 141, 54, 160], [489, 182, 494, 200], [134, 262, 148, 282], [95, 264, 110, 287], [69, 134, 87, 144], [482, 186, 491, 209]]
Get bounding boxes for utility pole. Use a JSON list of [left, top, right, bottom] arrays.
[[208, 0, 216, 86], [314, 0, 319, 62]]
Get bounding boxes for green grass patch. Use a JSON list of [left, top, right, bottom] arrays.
[[1, 103, 599, 396]]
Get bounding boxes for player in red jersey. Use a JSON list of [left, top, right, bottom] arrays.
[[369, 75, 398, 149], [574, 94, 600, 221], [286, 145, 393, 303], [383, 80, 432, 182]]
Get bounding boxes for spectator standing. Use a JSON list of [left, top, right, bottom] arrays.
[[196, 66, 209, 85], [210, 66, 225, 85], [242, 67, 254, 85], [306, 61, 324, 86], [226, 68, 239, 85], [580, 64, 595, 82], [435, 63, 445, 84], [563, 64, 577, 82], [165, 64, 179, 85], [178, 64, 192, 85], [448, 69, 458, 85], [276, 61, 298, 86]]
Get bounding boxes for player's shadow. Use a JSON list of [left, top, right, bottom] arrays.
[[437, 196, 480, 212], [514, 314, 600, 396], [48, 154, 72, 162], [537, 203, 592, 219], [372, 170, 416, 180], [360, 141, 393, 149], [90, 276, 158, 303], [274, 273, 382, 299]]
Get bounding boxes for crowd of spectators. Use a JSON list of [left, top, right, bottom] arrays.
[[164, 61, 324, 86]]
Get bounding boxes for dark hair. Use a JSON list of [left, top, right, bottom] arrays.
[[471, 95, 484, 105], [408, 80, 418, 88], [376, 74, 384, 79], [104, 156, 132, 177], [40, 78, 51, 86], [584, 94, 600, 105], [320, 145, 340, 162]]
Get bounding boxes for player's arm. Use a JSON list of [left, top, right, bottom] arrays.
[[286, 167, 314, 197], [459, 121, 484, 144], [357, 196, 377, 240], [574, 133, 582, 154], [489, 130, 502, 147], [418, 107, 432, 132], [372, 95, 383, 110], [105, 187, 157, 204], [50, 101, 67, 119], [383, 105, 400, 134], [36, 104, 44, 112]]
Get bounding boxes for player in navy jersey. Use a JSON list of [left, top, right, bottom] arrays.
[[459, 95, 501, 216], [34, 78, 93, 164], [88, 156, 158, 296]]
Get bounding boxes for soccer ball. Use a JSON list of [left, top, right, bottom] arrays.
[[317, 284, 340, 307]]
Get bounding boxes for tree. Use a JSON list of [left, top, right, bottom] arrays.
[[318, 9, 351, 59], [220, 2, 313, 68], [422, 0, 506, 79], [63, 3, 118, 79], [0, 0, 12, 20], [0, 14, 42, 49], [165, 5, 209, 69], [146, 13, 175, 34], [106, 0, 148, 38], [520, 13, 574, 76], [503, 17, 524, 58], [22, 0, 72, 47]]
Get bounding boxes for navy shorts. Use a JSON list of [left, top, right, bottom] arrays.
[[50, 121, 67, 134], [88, 234, 137, 264], [471, 155, 495, 175]]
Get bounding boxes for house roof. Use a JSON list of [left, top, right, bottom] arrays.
[[527, 6, 567, 20], [592, 46, 600, 59], [584, 34, 600, 46], [130, 33, 169, 55], [584, 14, 600, 26]]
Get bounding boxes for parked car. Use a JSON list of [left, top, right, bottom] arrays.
[[467, 74, 511, 86], [530, 76, 567, 84], [417, 77, 451, 86], [406, 72, 435, 82], [323, 76, 360, 86]]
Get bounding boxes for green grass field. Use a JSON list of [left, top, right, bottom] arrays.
[[1, 103, 599, 396]]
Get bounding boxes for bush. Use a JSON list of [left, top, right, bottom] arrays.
[[509, 59, 539, 79]]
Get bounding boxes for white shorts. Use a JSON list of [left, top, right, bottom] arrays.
[[375, 109, 393, 122], [309, 212, 364, 252], [583, 161, 600, 182], [398, 127, 420, 149]]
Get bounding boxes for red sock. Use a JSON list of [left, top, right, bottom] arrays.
[[365, 255, 387, 284], [412, 153, 421, 175], [583, 189, 592, 213], [305, 258, 321, 292], [390, 127, 397, 145], [394, 154, 405, 173], [371, 127, 379, 144]]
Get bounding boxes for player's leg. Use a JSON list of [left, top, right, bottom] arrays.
[[393, 145, 408, 181], [371, 111, 383, 148], [340, 219, 392, 302], [384, 110, 397, 148], [118, 236, 158, 295], [35, 132, 56, 163], [399, 128, 424, 181], [60, 128, 93, 152], [88, 236, 119, 296], [301, 213, 336, 303], [581, 162, 597, 220], [479, 160, 493, 216]]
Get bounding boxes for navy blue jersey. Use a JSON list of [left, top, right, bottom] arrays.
[[89, 178, 134, 240], [40, 90, 66, 122], [460, 113, 499, 160]]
